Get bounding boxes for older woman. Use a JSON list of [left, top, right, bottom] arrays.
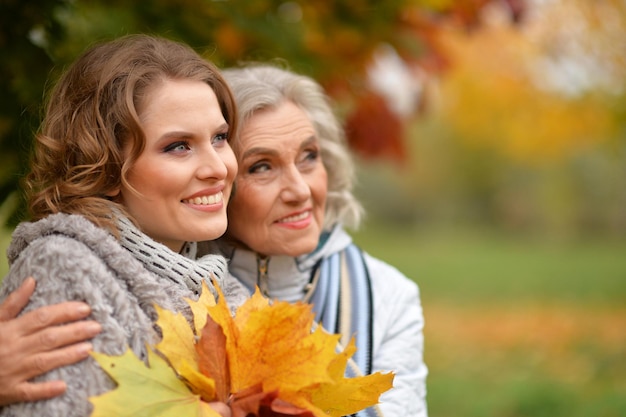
[[215, 64, 428, 417]]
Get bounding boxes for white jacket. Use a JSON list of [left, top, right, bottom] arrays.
[[219, 225, 428, 417]]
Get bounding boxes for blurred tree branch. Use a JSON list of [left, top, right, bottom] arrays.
[[0, 0, 526, 225]]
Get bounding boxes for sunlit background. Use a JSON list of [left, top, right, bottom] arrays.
[[1, 0, 625, 416], [350, 3, 626, 416]]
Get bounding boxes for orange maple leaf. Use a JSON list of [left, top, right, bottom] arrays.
[[196, 311, 230, 402], [91, 281, 393, 417]]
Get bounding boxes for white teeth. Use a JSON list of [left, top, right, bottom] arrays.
[[184, 192, 222, 205], [279, 211, 309, 223]]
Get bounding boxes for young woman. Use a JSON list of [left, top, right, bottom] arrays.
[[0, 34, 247, 416]]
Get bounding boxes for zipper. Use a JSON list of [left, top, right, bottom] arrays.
[[256, 256, 270, 297]]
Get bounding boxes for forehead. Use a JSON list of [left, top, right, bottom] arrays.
[[238, 101, 315, 150]]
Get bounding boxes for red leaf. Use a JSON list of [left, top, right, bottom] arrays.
[[229, 384, 270, 417], [228, 384, 314, 417], [196, 314, 231, 402], [344, 91, 407, 164]]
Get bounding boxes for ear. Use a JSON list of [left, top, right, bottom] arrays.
[[105, 188, 120, 198]]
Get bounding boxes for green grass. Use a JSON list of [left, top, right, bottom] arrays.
[[426, 372, 626, 417], [351, 223, 626, 306]]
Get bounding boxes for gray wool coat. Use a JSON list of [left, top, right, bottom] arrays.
[[0, 213, 247, 417]]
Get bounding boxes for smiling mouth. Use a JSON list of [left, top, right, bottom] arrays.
[[277, 211, 310, 223], [182, 192, 223, 205]]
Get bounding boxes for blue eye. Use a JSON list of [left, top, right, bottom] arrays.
[[212, 132, 229, 146], [248, 161, 270, 174], [305, 149, 319, 161], [163, 141, 190, 153]]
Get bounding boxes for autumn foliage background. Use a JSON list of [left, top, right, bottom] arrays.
[[1, 1, 625, 416]]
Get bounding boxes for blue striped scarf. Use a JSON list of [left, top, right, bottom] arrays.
[[309, 244, 384, 417]]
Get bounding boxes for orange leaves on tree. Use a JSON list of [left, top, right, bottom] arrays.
[[213, 21, 248, 61], [90, 282, 393, 417], [345, 91, 408, 165]]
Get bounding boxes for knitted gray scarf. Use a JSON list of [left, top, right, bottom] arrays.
[[116, 215, 250, 309], [116, 215, 227, 297]]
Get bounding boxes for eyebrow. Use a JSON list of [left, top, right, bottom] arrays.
[[158, 123, 229, 141], [240, 135, 317, 159]]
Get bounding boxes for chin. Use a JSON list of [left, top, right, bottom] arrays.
[[285, 241, 319, 257], [198, 225, 228, 241]]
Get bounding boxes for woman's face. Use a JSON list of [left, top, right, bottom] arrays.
[[120, 78, 237, 252], [227, 100, 327, 257]]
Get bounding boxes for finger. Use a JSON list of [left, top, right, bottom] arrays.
[[0, 277, 36, 321], [32, 321, 101, 353], [0, 380, 67, 406], [18, 301, 93, 334], [3, 321, 100, 373], [24, 342, 94, 380], [208, 402, 232, 417]]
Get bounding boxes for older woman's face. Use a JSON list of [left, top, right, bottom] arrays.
[[227, 100, 327, 257], [120, 79, 237, 252]]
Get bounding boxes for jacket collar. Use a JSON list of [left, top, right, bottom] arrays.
[[218, 224, 353, 302]]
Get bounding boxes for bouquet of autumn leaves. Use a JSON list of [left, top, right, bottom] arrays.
[[89, 282, 394, 416]]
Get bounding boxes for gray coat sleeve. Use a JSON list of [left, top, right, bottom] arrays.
[[0, 235, 157, 417]]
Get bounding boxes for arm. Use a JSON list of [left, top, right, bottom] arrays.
[[0, 277, 102, 406], [366, 254, 428, 417], [0, 236, 135, 416]]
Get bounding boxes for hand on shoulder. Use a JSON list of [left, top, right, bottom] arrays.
[[0, 277, 102, 405]]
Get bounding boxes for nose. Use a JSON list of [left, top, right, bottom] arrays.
[[280, 165, 311, 203], [196, 146, 228, 180]]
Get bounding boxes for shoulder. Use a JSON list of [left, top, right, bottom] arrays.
[[2, 232, 123, 307], [8, 213, 123, 280], [361, 250, 421, 300], [7, 213, 113, 263], [2, 214, 136, 309], [2, 217, 160, 348], [0, 225, 158, 417], [360, 249, 425, 343]]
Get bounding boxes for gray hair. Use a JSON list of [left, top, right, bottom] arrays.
[[222, 64, 363, 230]]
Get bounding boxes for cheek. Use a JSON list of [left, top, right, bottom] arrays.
[[124, 170, 148, 196], [314, 171, 328, 207], [224, 150, 239, 182], [230, 179, 267, 214], [227, 185, 258, 231], [127, 158, 168, 193], [222, 161, 238, 203]]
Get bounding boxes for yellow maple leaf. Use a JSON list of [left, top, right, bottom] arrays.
[[305, 338, 395, 417], [90, 281, 394, 416], [185, 280, 217, 334], [227, 299, 338, 394], [90, 348, 220, 417], [154, 305, 197, 372]]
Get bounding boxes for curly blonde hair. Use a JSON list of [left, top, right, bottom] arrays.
[[25, 34, 237, 233]]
